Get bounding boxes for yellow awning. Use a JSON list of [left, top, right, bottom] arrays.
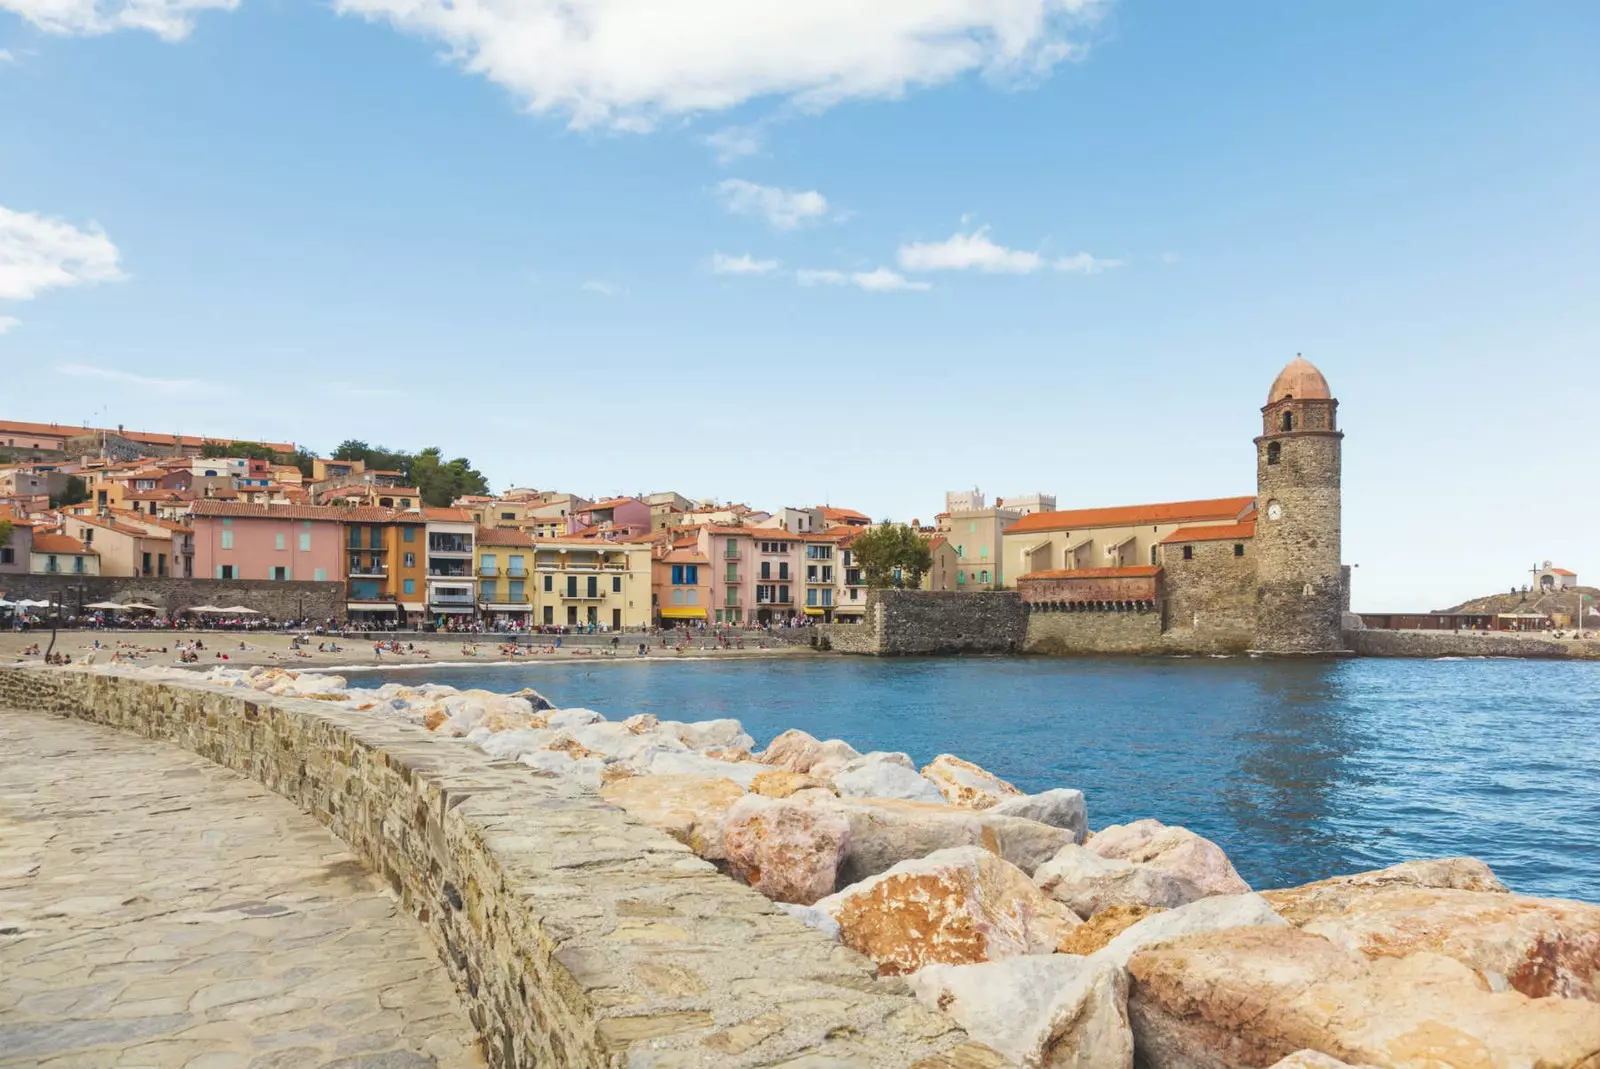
[[803, 607, 827, 615], [659, 606, 707, 618]]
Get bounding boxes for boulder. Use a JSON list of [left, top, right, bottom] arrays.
[[1127, 926, 1600, 1069], [833, 756, 947, 804], [1086, 819, 1249, 898], [548, 707, 605, 730], [640, 750, 767, 787], [722, 795, 851, 905], [1260, 857, 1507, 923], [750, 770, 835, 798], [1057, 904, 1165, 956], [478, 728, 555, 761], [1268, 883, 1600, 1002], [598, 774, 746, 859], [1034, 844, 1203, 918], [517, 750, 578, 778], [508, 686, 554, 712], [622, 713, 659, 733], [921, 754, 1023, 810], [1267, 1052, 1377, 1069], [669, 718, 755, 753], [908, 954, 1132, 1069], [759, 729, 860, 774], [1092, 893, 1286, 968], [988, 789, 1089, 843], [814, 846, 1079, 976], [812, 796, 1075, 885]]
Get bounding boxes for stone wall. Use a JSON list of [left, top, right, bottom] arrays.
[[1253, 412, 1345, 653], [816, 590, 1027, 655], [0, 666, 999, 1069], [1023, 605, 1164, 654], [1344, 629, 1600, 661], [0, 574, 344, 621], [1160, 540, 1257, 654]]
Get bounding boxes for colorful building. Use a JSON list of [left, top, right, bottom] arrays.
[[29, 531, 100, 576], [477, 527, 533, 627], [191, 501, 345, 583], [653, 546, 711, 627], [423, 507, 477, 623], [527, 539, 651, 630]]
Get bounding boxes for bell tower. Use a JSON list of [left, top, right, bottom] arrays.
[[1253, 355, 1345, 653]]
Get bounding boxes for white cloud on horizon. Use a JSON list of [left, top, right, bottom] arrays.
[[711, 252, 780, 275], [715, 179, 828, 231], [1054, 251, 1122, 273], [0, 205, 125, 302], [55, 363, 215, 395], [329, 0, 1105, 131], [0, 315, 19, 334], [1159, 250, 1180, 265], [898, 227, 1044, 274], [0, 0, 236, 41], [797, 266, 929, 292]]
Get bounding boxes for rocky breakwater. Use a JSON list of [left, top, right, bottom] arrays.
[[125, 665, 1600, 1069]]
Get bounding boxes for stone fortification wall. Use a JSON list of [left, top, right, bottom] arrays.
[[0, 666, 993, 1069], [1160, 540, 1257, 655], [817, 590, 1027, 655], [1023, 606, 1163, 654], [0, 574, 344, 621], [1345, 629, 1600, 661]]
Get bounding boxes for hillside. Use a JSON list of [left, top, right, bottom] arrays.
[[1439, 585, 1599, 624]]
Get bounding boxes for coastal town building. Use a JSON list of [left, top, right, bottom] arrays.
[[191, 501, 344, 584], [1535, 564, 1578, 591], [476, 526, 533, 628], [654, 545, 712, 626], [423, 507, 477, 621], [28, 531, 100, 576], [0, 513, 35, 574], [941, 503, 1024, 591]]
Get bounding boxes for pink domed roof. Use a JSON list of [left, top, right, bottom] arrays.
[[1268, 356, 1331, 404]]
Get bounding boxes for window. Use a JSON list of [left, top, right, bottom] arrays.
[[0, 548, 11, 564], [726, 564, 738, 581], [403, 578, 415, 595], [807, 588, 817, 606], [403, 552, 415, 568], [1182, 545, 1194, 561], [403, 526, 415, 542], [778, 563, 789, 580], [142, 551, 152, 574], [686, 589, 697, 605], [220, 531, 234, 550], [969, 521, 976, 533], [671, 565, 683, 584], [482, 554, 497, 575], [544, 605, 553, 625], [1267, 441, 1282, 465], [74, 556, 87, 573], [587, 576, 598, 598], [508, 555, 525, 576], [481, 581, 497, 602], [980, 544, 989, 559], [684, 565, 698, 585], [217, 564, 235, 579], [349, 527, 362, 548], [1281, 410, 1295, 432], [566, 576, 577, 597], [821, 589, 832, 606], [981, 570, 989, 583], [501, 512, 515, 521], [1234, 543, 1245, 558], [275, 533, 285, 550], [301, 532, 312, 551], [313, 567, 327, 581], [957, 570, 966, 584], [779, 584, 789, 603], [612, 576, 621, 592], [272, 566, 289, 580], [45, 554, 58, 573], [545, 574, 554, 592], [672, 589, 684, 605], [509, 580, 524, 601]]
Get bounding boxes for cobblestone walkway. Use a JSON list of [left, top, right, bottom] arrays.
[[0, 708, 486, 1069]]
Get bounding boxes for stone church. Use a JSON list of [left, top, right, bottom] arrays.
[[1015, 356, 1348, 655]]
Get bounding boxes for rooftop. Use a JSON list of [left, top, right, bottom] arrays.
[[1159, 519, 1258, 545], [1267, 356, 1332, 405], [32, 532, 96, 555], [1007, 496, 1256, 535], [1017, 565, 1161, 581]]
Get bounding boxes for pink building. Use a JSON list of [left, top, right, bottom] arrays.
[[696, 527, 808, 625], [191, 501, 345, 583], [569, 497, 652, 540]]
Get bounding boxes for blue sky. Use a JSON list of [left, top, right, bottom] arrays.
[[2, 1, 1597, 611]]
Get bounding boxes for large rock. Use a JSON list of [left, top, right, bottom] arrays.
[[1267, 1053, 1377, 1069], [548, 707, 605, 730], [832, 755, 947, 804], [814, 846, 1079, 976], [1127, 926, 1600, 1069], [1092, 892, 1286, 968], [598, 774, 745, 859], [722, 795, 851, 906], [908, 955, 1133, 1069], [749, 770, 834, 798], [920, 754, 1023, 810], [668, 718, 755, 753], [1057, 904, 1166, 956], [1269, 883, 1600, 1002], [759, 729, 860, 774], [1034, 844, 1202, 918], [988, 789, 1089, 843], [810, 796, 1074, 885], [640, 750, 767, 788], [1261, 857, 1507, 922], [1086, 819, 1249, 898]]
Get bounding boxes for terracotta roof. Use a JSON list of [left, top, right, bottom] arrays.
[[1267, 356, 1332, 405], [1006, 496, 1255, 535], [190, 501, 396, 523], [32, 532, 96, 555], [1551, 568, 1577, 577], [1159, 521, 1257, 545], [928, 536, 948, 550], [73, 515, 153, 537], [587, 497, 641, 511], [423, 507, 472, 522], [660, 549, 709, 564], [475, 526, 533, 547], [821, 507, 871, 523], [1017, 565, 1161, 581]]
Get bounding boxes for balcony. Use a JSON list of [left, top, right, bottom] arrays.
[[506, 568, 527, 578], [755, 597, 793, 606], [479, 564, 499, 576], [430, 590, 476, 606], [349, 563, 389, 577], [427, 537, 473, 556], [428, 569, 471, 580], [723, 550, 740, 560], [562, 589, 607, 600]]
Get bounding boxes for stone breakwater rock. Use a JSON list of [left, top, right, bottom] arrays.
[[749, 770, 835, 798], [1268, 882, 1600, 1002], [1086, 819, 1250, 898], [987, 789, 1088, 843], [1056, 904, 1166, 956], [1126, 926, 1600, 1069], [722, 795, 852, 905], [669, 718, 756, 752], [1261, 857, 1507, 921], [597, 774, 746, 860], [909, 955, 1133, 1069], [1268, 1053, 1379, 1069], [921, 754, 1024, 810], [833, 753, 948, 804], [759, 728, 861, 775], [814, 846, 1080, 976], [641, 749, 767, 787], [1034, 844, 1203, 918], [807, 796, 1075, 886], [1091, 892, 1286, 968]]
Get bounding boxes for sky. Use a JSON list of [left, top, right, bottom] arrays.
[[2, 1, 1597, 612]]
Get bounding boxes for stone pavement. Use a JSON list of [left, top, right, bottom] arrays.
[[0, 707, 486, 1069]]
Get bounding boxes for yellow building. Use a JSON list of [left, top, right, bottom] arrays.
[[1001, 496, 1256, 585], [527, 539, 651, 630], [476, 527, 534, 626]]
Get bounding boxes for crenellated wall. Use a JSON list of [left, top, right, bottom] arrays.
[[0, 667, 1003, 1069]]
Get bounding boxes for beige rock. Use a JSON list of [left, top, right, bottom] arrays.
[[920, 754, 1024, 810], [1127, 926, 1600, 1069], [1093, 892, 1286, 969], [545, 733, 599, 759], [1269, 883, 1600, 1002], [705, 745, 752, 762], [1034, 844, 1203, 917], [599, 774, 746, 860], [759, 728, 860, 774], [909, 954, 1132, 1069], [750, 770, 835, 798], [814, 846, 1079, 976], [422, 708, 449, 732], [1056, 904, 1164, 956], [811, 796, 1074, 885], [722, 795, 851, 906], [622, 713, 659, 734], [1086, 819, 1249, 898], [1268, 1053, 1378, 1069], [1261, 857, 1507, 922]]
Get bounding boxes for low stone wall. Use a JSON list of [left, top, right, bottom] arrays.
[[815, 590, 1027, 655], [1024, 607, 1164, 655], [1345, 629, 1600, 661], [0, 574, 343, 621], [0, 666, 998, 1069]]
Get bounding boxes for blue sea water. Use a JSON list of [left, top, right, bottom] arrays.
[[353, 655, 1600, 902]]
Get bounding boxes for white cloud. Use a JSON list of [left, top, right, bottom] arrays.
[[797, 267, 929, 292], [704, 124, 764, 165], [55, 363, 214, 395], [1159, 250, 1180, 265], [0, 0, 236, 41], [1054, 252, 1122, 273], [0, 315, 19, 334], [581, 279, 621, 296], [711, 252, 780, 276], [0, 206, 124, 302], [715, 179, 828, 231], [331, 0, 1104, 131], [898, 227, 1044, 274]]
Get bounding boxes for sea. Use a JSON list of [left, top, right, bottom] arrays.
[[350, 655, 1599, 902]]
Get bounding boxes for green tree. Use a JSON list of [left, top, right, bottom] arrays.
[[852, 523, 933, 589], [291, 447, 317, 480], [51, 476, 88, 509], [409, 447, 489, 507]]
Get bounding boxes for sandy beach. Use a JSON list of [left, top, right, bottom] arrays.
[[0, 629, 820, 672]]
